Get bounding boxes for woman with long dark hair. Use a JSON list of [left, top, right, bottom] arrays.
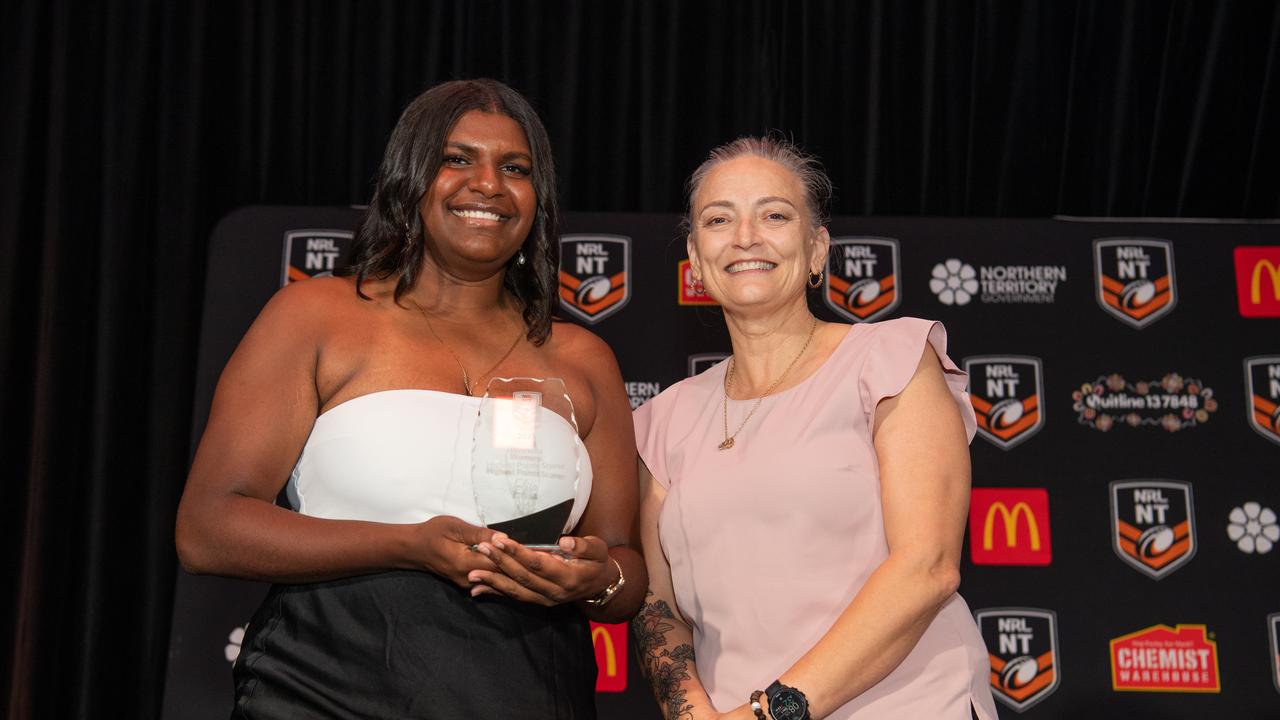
[[176, 79, 644, 718]]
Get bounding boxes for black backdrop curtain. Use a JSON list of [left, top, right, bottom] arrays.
[[3, 1, 1279, 717]]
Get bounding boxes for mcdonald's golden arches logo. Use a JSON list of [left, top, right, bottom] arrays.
[[968, 488, 1052, 565], [1235, 246, 1280, 317], [590, 622, 628, 692]]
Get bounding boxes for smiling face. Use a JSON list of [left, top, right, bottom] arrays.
[[687, 155, 829, 315], [418, 110, 537, 278]]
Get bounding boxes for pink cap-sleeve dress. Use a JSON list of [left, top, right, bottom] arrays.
[[633, 318, 999, 720]]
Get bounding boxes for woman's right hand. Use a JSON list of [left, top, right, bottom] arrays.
[[411, 515, 502, 589]]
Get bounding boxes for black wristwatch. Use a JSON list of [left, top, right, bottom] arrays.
[[766, 680, 810, 720]]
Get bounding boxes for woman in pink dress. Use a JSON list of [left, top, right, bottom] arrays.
[[632, 137, 999, 720]]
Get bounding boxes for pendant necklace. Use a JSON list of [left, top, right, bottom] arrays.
[[719, 315, 818, 450], [408, 298, 524, 396]]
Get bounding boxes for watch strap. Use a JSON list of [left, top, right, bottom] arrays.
[[765, 679, 810, 720]]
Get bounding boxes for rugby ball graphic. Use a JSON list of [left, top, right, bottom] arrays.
[[1000, 655, 1039, 689], [575, 275, 612, 305], [1120, 280, 1157, 309], [1137, 525, 1176, 557], [845, 277, 881, 306], [989, 398, 1025, 428]]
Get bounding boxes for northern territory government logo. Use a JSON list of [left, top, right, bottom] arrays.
[[1093, 238, 1176, 328], [1246, 356, 1280, 446], [688, 353, 728, 378], [975, 608, 1060, 712], [1073, 373, 1217, 433], [1227, 501, 1278, 555], [1234, 246, 1280, 317], [1110, 624, 1220, 692], [969, 488, 1052, 566], [677, 259, 717, 306], [1110, 480, 1197, 580], [964, 356, 1044, 449], [824, 237, 900, 323], [281, 229, 353, 286], [558, 235, 630, 324], [930, 259, 1066, 306]]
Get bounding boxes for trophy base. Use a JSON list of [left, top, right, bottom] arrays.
[[488, 498, 575, 547]]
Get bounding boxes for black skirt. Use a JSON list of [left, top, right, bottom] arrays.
[[231, 570, 597, 719]]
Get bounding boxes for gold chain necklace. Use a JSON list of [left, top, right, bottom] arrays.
[[719, 315, 818, 450], [407, 298, 524, 397]]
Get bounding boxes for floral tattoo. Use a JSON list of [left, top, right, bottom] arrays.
[[632, 591, 696, 720]]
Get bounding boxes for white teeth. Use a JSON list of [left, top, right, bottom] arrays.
[[726, 261, 777, 273], [452, 209, 503, 221]]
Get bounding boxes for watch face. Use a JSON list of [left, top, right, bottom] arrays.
[[769, 688, 808, 720]]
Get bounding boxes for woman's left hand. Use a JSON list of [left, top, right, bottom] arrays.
[[467, 533, 616, 605]]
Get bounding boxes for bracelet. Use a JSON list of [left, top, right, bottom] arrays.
[[750, 690, 767, 720], [584, 557, 625, 606]]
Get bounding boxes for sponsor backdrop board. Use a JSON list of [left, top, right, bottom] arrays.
[[164, 208, 1280, 719]]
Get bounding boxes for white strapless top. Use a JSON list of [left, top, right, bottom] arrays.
[[286, 389, 593, 531]]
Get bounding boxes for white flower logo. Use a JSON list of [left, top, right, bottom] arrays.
[[225, 624, 247, 663], [1227, 502, 1278, 554], [929, 259, 979, 306]]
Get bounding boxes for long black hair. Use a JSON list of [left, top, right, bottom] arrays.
[[344, 79, 559, 345]]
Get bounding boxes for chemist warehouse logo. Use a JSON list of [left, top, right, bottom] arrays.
[[559, 235, 630, 324], [824, 238, 901, 323], [963, 356, 1044, 450], [1094, 238, 1177, 328], [1110, 624, 1220, 692], [1110, 480, 1197, 580], [975, 608, 1060, 712], [281, 229, 353, 286], [1246, 356, 1280, 446]]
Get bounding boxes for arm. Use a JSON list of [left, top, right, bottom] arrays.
[[767, 346, 971, 718], [632, 464, 720, 720], [468, 329, 647, 621], [174, 281, 496, 586]]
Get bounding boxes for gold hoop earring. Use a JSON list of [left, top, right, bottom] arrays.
[[807, 270, 824, 289]]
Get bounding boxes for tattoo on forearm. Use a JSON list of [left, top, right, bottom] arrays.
[[631, 591, 696, 720]]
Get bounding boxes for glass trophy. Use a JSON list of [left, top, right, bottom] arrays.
[[472, 377, 585, 549]]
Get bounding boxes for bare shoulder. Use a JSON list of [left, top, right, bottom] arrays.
[[545, 319, 619, 368], [270, 274, 365, 311], [255, 275, 379, 334], [543, 319, 626, 409]]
